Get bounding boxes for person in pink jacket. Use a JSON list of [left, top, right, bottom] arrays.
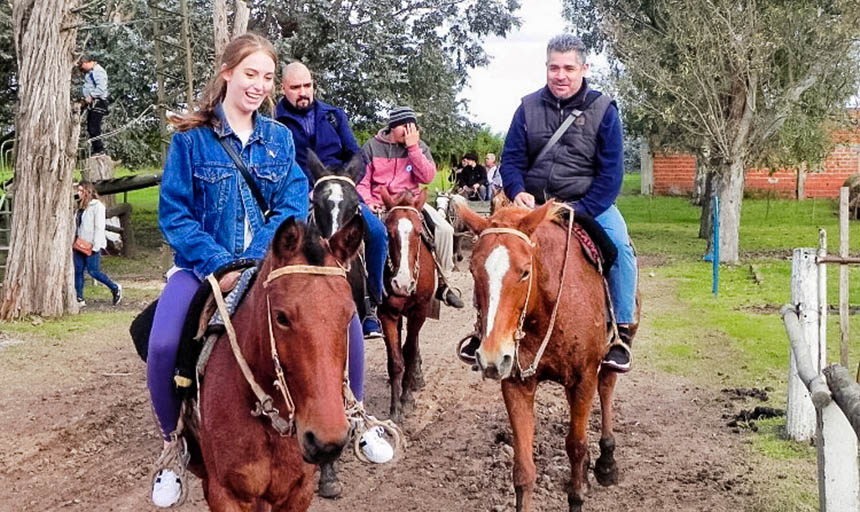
[[357, 106, 463, 308]]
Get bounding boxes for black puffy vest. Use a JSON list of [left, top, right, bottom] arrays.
[[522, 86, 613, 203]]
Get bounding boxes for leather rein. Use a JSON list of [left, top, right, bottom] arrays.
[[206, 263, 348, 436], [477, 205, 574, 379]]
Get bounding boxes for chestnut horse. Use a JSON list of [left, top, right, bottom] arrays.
[[459, 201, 637, 512], [379, 189, 436, 422], [187, 215, 364, 511]]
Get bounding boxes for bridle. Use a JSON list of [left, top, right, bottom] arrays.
[[384, 205, 423, 295], [207, 263, 348, 436], [309, 175, 361, 236], [476, 206, 574, 379]]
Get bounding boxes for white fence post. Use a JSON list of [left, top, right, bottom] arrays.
[[817, 401, 860, 511], [788, 248, 820, 441]]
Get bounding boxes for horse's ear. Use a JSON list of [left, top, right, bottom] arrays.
[[458, 202, 489, 234], [380, 188, 395, 209], [518, 200, 555, 236], [328, 211, 365, 263], [344, 152, 365, 182], [307, 150, 328, 183], [414, 188, 427, 211], [273, 216, 304, 258]]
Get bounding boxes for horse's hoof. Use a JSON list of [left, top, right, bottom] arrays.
[[568, 493, 584, 512], [318, 463, 342, 499], [389, 409, 402, 425], [594, 457, 618, 487], [318, 479, 342, 499]]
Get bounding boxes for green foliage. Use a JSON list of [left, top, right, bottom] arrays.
[[564, 0, 860, 170], [0, 2, 14, 134], [44, 0, 521, 166]]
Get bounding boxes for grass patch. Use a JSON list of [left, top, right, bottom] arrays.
[[751, 417, 815, 460], [0, 310, 135, 341]]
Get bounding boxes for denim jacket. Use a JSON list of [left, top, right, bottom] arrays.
[[159, 104, 309, 279]]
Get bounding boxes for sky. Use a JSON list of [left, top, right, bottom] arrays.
[[461, 0, 568, 133]]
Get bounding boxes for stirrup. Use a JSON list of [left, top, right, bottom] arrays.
[[602, 328, 632, 373], [456, 332, 481, 367], [150, 434, 190, 508]]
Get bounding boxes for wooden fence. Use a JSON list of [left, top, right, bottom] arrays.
[[783, 187, 860, 511]]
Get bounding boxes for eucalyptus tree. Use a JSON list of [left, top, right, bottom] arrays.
[[1, 0, 81, 318], [565, 0, 860, 262]]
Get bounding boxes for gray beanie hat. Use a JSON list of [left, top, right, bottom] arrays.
[[388, 106, 417, 129]]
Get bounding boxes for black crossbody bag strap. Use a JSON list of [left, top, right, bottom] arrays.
[[533, 91, 603, 165], [217, 136, 274, 222]]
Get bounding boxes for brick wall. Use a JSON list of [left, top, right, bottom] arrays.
[[651, 134, 860, 199]]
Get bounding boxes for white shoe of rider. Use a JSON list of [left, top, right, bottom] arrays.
[[152, 468, 182, 508], [360, 426, 394, 464]]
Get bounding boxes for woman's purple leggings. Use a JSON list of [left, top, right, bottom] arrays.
[[147, 269, 366, 439]]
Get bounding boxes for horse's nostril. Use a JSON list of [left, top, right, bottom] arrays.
[[304, 431, 318, 449], [501, 354, 513, 370]]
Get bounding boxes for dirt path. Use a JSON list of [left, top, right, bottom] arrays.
[[0, 268, 769, 511]]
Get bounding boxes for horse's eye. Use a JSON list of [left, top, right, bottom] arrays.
[[520, 269, 530, 281], [276, 311, 290, 327]]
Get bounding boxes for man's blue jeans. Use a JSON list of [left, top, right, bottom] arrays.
[[594, 205, 637, 324], [360, 203, 388, 305]]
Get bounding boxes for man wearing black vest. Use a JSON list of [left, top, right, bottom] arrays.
[[461, 34, 637, 372]]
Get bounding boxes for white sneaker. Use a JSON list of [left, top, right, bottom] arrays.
[[360, 426, 394, 464], [152, 468, 182, 508]]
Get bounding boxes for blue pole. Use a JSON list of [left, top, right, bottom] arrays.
[[712, 196, 720, 296]]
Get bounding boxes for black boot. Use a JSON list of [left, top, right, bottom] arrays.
[[435, 284, 464, 309], [602, 324, 632, 373]]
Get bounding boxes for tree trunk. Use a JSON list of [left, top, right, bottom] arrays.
[[232, 0, 249, 38], [82, 154, 116, 207], [691, 157, 709, 206], [1, 0, 80, 319], [796, 163, 807, 200], [716, 158, 745, 264], [698, 170, 715, 240], [213, 0, 229, 58]]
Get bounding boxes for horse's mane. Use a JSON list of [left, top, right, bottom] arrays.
[[487, 203, 564, 229], [389, 190, 419, 207], [300, 222, 327, 266]]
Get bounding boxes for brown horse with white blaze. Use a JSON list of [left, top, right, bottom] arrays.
[[379, 188, 436, 423], [459, 201, 630, 512], [191, 215, 364, 511]]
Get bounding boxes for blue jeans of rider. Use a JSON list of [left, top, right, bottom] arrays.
[[73, 250, 119, 300], [360, 203, 387, 305], [594, 205, 637, 325]]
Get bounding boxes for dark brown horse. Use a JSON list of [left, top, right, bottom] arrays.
[[459, 201, 638, 512], [188, 215, 364, 511], [379, 189, 436, 422]]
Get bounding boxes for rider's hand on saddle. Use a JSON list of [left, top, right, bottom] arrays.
[[218, 270, 242, 292], [514, 192, 536, 209], [403, 122, 420, 147]]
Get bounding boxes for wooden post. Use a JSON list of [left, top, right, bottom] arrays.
[[839, 187, 849, 367], [818, 392, 860, 511], [788, 248, 820, 441], [784, 311, 860, 512], [640, 138, 653, 196], [818, 229, 828, 372]]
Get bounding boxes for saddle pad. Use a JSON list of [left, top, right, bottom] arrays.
[[555, 212, 618, 274], [208, 266, 258, 330]]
